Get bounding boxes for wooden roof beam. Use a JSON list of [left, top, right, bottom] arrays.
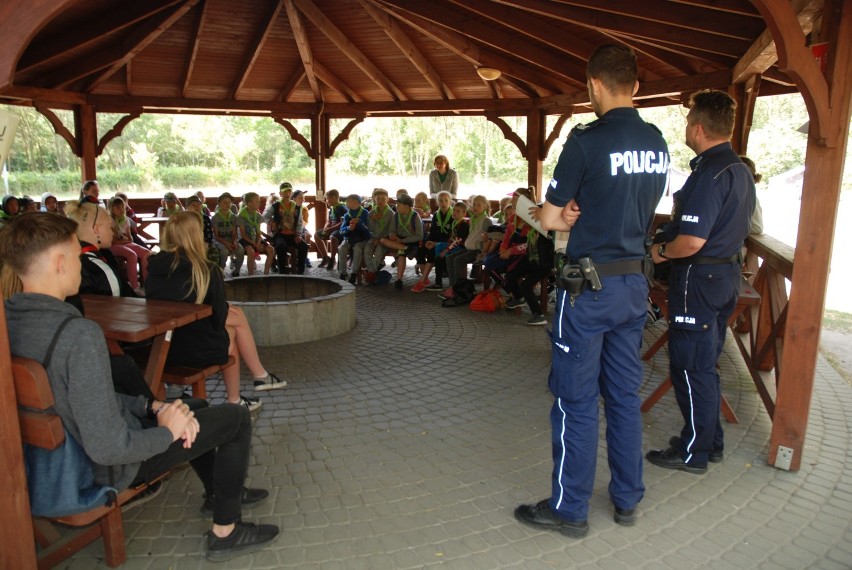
[[359, 0, 454, 100], [84, 0, 201, 92], [601, 31, 714, 76], [181, 0, 209, 98], [278, 69, 307, 102], [731, 0, 822, 84], [392, 0, 587, 89], [284, 0, 322, 101], [294, 0, 406, 101], [554, 0, 765, 40], [494, 0, 750, 58], [16, 0, 185, 74], [665, 0, 761, 18], [314, 60, 364, 102], [230, 0, 285, 100], [379, 2, 567, 95]]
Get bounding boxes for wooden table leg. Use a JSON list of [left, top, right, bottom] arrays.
[[641, 376, 672, 413], [143, 332, 172, 400]]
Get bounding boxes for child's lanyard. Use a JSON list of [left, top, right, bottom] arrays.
[[397, 210, 414, 237], [435, 208, 451, 233], [375, 205, 389, 234], [470, 211, 486, 230]]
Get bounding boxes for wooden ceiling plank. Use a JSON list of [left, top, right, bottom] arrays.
[[230, 0, 286, 100], [379, 2, 568, 95], [553, 0, 764, 40], [284, 0, 322, 101], [181, 0, 209, 98], [732, 0, 822, 83], [314, 60, 363, 103], [293, 0, 406, 101], [668, 0, 761, 18], [359, 0, 454, 100], [493, 0, 749, 58], [79, 0, 202, 92], [603, 30, 728, 74], [609, 30, 738, 66], [389, 0, 586, 89], [449, 0, 596, 63], [16, 0, 185, 74]]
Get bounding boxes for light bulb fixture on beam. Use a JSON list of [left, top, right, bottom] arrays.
[[476, 67, 501, 81]]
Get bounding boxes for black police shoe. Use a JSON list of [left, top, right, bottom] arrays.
[[646, 447, 707, 474], [669, 435, 723, 463], [514, 499, 589, 537], [614, 506, 636, 526]]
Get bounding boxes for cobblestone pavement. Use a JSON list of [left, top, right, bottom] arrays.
[[66, 265, 852, 569]]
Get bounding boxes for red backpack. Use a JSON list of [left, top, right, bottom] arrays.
[[469, 288, 505, 312]]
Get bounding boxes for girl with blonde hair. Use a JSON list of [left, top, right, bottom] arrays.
[[146, 211, 286, 412]]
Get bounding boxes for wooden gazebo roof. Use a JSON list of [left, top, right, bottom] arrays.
[[1, 0, 812, 117]]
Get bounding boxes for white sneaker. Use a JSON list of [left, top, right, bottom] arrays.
[[253, 373, 287, 391], [237, 394, 262, 412]]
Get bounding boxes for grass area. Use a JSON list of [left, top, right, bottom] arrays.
[[823, 309, 852, 333]]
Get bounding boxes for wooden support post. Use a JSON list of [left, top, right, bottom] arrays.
[[752, 0, 852, 470], [313, 113, 328, 232], [526, 110, 545, 200], [74, 104, 98, 182], [730, 74, 761, 155]]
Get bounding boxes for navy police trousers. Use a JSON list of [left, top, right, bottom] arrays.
[[667, 262, 741, 467], [547, 274, 647, 522]]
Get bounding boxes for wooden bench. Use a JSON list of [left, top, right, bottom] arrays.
[[641, 276, 761, 423], [12, 356, 167, 569], [123, 344, 236, 400]]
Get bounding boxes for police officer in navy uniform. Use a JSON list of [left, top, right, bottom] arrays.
[[647, 89, 755, 474], [515, 44, 669, 536]]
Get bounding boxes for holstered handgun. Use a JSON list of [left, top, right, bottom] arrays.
[[579, 257, 603, 291], [556, 254, 586, 297]]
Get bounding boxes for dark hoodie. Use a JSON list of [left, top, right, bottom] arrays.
[[145, 250, 230, 368], [5, 293, 173, 490]]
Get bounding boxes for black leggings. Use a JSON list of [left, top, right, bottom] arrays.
[[505, 259, 550, 315], [132, 404, 252, 525]]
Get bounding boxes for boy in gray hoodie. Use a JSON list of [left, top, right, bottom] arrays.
[[1, 212, 279, 562]]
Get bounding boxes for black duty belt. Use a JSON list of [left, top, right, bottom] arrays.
[[671, 253, 740, 266], [594, 259, 644, 276]]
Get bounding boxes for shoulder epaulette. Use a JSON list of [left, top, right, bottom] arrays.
[[570, 119, 604, 137]]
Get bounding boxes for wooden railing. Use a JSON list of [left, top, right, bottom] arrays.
[[734, 233, 795, 419]]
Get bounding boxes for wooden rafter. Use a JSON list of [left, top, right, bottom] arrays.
[[731, 0, 822, 84], [96, 111, 141, 156], [380, 3, 566, 95], [16, 0, 184, 74], [328, 116, 365, 157], [601, 31, 710, 76], [273, 116, 314, 157], [284, 0, 322, 101], [314, 61, 363, 103], [666, 0, 761, 18], [294, 0, 406, 101], [278, 69, 307, 102], [394, 0, 586, 90], [552, 0, 764, 40], [359, 0, 453, 100], [84, 0, 200, 91], [181, 0, 209, 97], [485, 113, 526, 156], [231, 0, 285, 100], [609, 30, 736, 68], [498, 0, 750, 58], [34, 106, 78, 156]]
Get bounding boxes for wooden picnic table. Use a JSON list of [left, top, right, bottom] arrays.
[[81, 294, 211, 397], [134, 215, 169, 243]]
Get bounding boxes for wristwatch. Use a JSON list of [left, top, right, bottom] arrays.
[[658, 244, 670, 259]]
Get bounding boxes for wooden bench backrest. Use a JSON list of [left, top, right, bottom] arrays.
[[13, 357, 65, 451]]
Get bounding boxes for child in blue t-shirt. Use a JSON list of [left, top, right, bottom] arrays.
[[337, 194, 371, 284]]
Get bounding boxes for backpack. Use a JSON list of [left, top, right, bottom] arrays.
[[469, 288, 505, 312], [374, 270, 393, 285], [442, 278, 476, 307]]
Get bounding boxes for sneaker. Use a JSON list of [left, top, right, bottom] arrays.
[[318, 257, 329, 269], [305, 258, 313, 268], [200, 487, 270, 518], [123, 480, 164, 512], [348, 274, 357, 285], [237, 394, 262, 413], [411, 279, 428, 293], [340, 272, 349, 281], [206, 521, 280, 562], [253, 373, 287, 391], [526, 314, 547, 326], [505, 297, 526, 310], [438, 287, 455, 300], [394, 279, 403, 290], [425, 282, 444, 291]]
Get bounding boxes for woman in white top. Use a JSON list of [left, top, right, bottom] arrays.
[[428, 154, 459, 199]]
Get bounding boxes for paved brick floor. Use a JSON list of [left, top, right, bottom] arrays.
[[66, 265, 852, 569]]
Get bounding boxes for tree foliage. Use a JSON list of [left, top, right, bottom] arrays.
[[2, 93, 848, 197]]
